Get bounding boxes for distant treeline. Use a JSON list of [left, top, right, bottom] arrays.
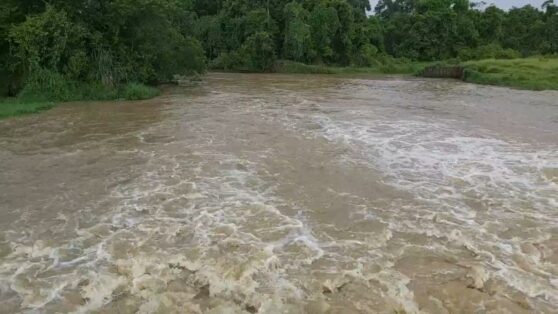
[[1, 0, 557, 96]]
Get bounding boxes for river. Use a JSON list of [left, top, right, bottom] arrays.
[[1, 73, 557, 313]]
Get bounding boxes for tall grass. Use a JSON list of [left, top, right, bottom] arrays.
[[0, 99, 54, 119], [273, 60, 432, 75], [1, 69, 161, 119], [273, 61, 340, 74], [121, 83, 161, 100], [462, 57, 558, 91]]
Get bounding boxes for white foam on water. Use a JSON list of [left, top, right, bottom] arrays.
[[309, 113, 558, 307], [2, 76, 558, 313], [0, 144, 333, 312]]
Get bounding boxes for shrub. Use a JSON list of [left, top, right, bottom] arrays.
[[0, 99, 54, 119], [273, 60, 339, 74], [9, 5, 87, 78], [120, 83, 160, 101], [17, 67, 160, 102], [0, 68, 10, 97], [458, 44, 521, 61], [241, 32, 277, 72], [18, 67, 74, 102], [352, 44, 381, 67], [210, 51, 245, 70]]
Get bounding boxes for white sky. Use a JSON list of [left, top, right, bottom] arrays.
[[368, 0, 547, 11]]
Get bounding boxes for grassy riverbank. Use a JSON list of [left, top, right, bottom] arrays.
[[275, 58, 558, 91], [4, 57, 556, 120], [0, 99, 54, 119], [0, 82, 160, 119], [462, 57, 558, 91], [273, 60, 431, 75]]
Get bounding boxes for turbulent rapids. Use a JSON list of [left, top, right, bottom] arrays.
[[0, 73, 557, 313]]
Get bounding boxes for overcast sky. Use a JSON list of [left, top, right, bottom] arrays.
[[368, 0, 547, 11]]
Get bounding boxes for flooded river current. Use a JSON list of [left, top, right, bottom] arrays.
[[1, 73, 558, 313]]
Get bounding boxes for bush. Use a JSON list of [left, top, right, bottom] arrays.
[[241, 32, 277, 72], [210, 51, 245, 70], [18, 67, 74, 102], [352, 44, 381, 67], [495, 48, 521, 60], [0, 99, 54, 119], [458, 44, 521, 61], [0, 69, 10, 97], [120, 83, 161, 100], [462, 58, 558, 90], [9, 5, 87, 79], [17, 67, 160, 103], [7, 3, 207, 89], [210, 32, 277, 72], [273, 60, 339, 74]]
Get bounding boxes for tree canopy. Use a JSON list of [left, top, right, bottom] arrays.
[[1, 0, 557, 95]]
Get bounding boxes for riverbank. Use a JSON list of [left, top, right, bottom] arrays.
[[272, 60, 431, 75], [0, 83, 160, 119], [0, 99, 54, 119], [3, 57, 557, 119], [462, 57, 558, 91], [274, 58, 558, 91]]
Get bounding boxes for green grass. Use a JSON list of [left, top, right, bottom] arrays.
[[273, 60, 432, 75], [462, 57, 558, 91], [1, 78, 161, 119], [120, 83, 161, 100], [273, 61, 340, 74], [0, 99, 54, 119]]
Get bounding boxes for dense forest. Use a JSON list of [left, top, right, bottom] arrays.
[[1, 0, 557, 97]]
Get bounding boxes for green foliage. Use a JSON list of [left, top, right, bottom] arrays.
[[16, 67, 160, 103], [2, 0, 558, 105], [375, 0, 556, 61], [308, 4, 341, 63], [0, 69, 10, 97], [2, 0, 207, 100], [210, 51, 246, 71], [275, 59, 432, 75], [241, 32, 277, 72], [18, 67, 76, 102], [9, 5, 87, 78], [274, 60, 340, 74], [1, 71, 161, 119], [352, 44, 381, 67], [121, 83, 161, 101], [459, 44, 521, 61], [283, 2, 312, 62], [209, 31, 277, 72], [0, 99, 54, 119], [463, 58, 558, 90]]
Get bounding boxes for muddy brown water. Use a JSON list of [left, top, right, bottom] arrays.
[[1, 73, 557, 313]]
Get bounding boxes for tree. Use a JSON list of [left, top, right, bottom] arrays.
[[477, 6, 505, 45], [282, 2, 311, 61], [241, 31, 277, 71], [2, 0, 557, 93], [9, 5, 86, 76], [308, 3, 340, 63], [502, 5, 545, 55]]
